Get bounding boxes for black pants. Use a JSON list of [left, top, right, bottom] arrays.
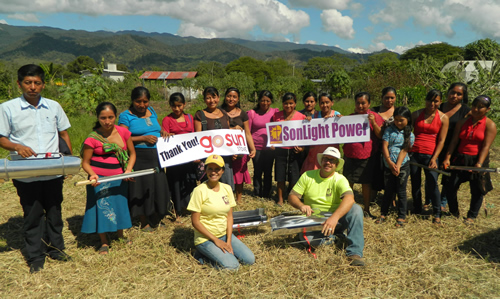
[[274, 148, 302, 193], [252, 149, 274, 198], [13, 177, 66, 264], [445, 154, 492, 219]]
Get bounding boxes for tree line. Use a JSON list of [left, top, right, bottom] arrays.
[[1, 38, 499, 123]]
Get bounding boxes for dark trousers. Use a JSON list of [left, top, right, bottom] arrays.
[[13, 177, 66, 264], [445, 154, 490, 219], [410, 153, 441, 218], [446, 175, 484, 219], [274, 148, 302, 193], [381, 163, 410, 219], [252, 149, 274, 198]]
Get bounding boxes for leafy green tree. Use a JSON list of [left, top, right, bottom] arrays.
[[40, 63, 66, 85], [66, 56, 98, 75], [325, 69, 351, 98], [220, 72, 255, 101], [265, 58, 294, 78], [225, 57, 272, 82], [117, 64, 128, 72], [59, 75, 110, 116], [400, 43, 464, 63], [303, 57, 338, 79], [464, 38, 500, 60], [192, 61, 227, 81], [0, 62, 14, 102]]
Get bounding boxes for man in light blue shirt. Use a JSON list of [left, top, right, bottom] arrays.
[[0, 64, 73, 273]]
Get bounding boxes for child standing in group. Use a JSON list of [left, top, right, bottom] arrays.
[[377, 106, 415, 227], [162, 92, 197, 223], [272, 92, 306, 206]]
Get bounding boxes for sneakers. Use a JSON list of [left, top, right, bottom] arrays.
[[348, 255, 365, 267]]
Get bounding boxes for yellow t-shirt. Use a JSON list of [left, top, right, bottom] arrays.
[[292, 170, 352, 213], [187, 182, 236, 246]]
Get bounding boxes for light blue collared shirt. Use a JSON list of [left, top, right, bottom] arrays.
[[0, 95, 71, 182]]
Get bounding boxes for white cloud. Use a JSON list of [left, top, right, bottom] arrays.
[[306, 40, 317, 44], [288, 0, 351, 10], [7, 13, 39, 23], [0, 0, 310, 40], [368, 42, 387, 52], [349, 2, 363, 16], [348, 47, 368, 54], [321, 9, 355, 39], [374, 32, 392, 43], [369, 0, 500, 39], [0, 19, 7, 24]]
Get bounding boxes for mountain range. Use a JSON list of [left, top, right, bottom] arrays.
[[0, 24, 385, 71]]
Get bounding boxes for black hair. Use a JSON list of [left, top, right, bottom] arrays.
[[381, 86, 397, 99], [221, 87, 241, 109], [129, 86, 150, 109], [169, 92, 186, 106], [393, 106, 413, 151], [425, 89, 442, 102], [93, 102, 117, 130], [254, 90, 274, 111], [355, 92, 371, 103], [282, 92, 297, 103], [447, 82, 469, 105], [18, 64, 45, 83], [302, 91, 317, 103], [318, 92, 334, 103], [472, 95, 492, 109], [203, 86, 219, 99]]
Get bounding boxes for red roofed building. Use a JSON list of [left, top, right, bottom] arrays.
[[139, 71, 197, 84], [139, 71, 199, 100]]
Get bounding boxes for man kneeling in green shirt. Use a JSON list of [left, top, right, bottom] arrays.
[[288, 147, 365, 266]]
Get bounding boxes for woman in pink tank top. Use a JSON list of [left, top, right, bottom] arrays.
[[410, 89, 449, 225]]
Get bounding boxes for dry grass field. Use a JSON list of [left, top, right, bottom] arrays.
[[1, 95, 499, 298], [1, 149, 499, 299]]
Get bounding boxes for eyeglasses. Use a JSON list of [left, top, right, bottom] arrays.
[[322, 157, 338, 164]]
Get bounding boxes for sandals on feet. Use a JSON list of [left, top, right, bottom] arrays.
[[395, 219, 406, 228], [98, 245, 109, 255], [375, 216, 386, 224], [433, 218, 443, 227], [464, 218, 474, 225]]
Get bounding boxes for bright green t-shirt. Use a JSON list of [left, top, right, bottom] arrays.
[[187, 182, 236, 246], [292, 170, 352, 213]]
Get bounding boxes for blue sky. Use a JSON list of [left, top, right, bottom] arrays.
[[0, 0, 498, 54]]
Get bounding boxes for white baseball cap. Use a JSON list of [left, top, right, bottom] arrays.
[[317, 147, 344, 171]]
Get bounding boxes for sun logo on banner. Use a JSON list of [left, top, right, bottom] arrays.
[[269, 125, 283, 144], [212, 135, 224, 147]]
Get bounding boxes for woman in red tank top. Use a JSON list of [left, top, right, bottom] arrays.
[[442, 95, 497, 224], [410, 89, 449, 225]]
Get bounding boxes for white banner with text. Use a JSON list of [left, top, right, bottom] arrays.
[[266, 114, 370, 147], [156, 129, 249, 168]]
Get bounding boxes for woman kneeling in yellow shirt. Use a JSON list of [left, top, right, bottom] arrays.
[[187, 154, 255, 270]]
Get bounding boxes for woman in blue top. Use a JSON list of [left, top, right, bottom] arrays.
[[118, 87, 171, 231]]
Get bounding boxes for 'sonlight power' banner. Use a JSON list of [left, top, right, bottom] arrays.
[[266, 114, 370, 147]]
